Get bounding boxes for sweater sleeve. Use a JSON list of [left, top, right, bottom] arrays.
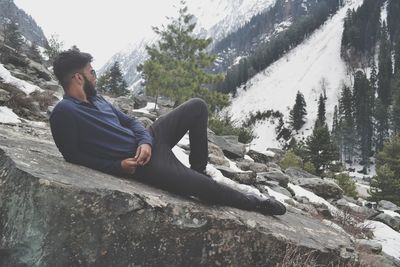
[[50, 110, 124, 176], [109, 103, 154, 147]]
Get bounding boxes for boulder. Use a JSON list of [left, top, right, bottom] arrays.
[[208, 154, 230, 167], [378, 200, 400, 212], [208, 142, 225, 159], [257, 170, 290, 188], [208, 132, 246, 159], [137, 117, 153, 129], [355, 239, 382, 254], [294, 178, 343, 200], [0, 88, 11, 102], [371, 213, 400, 231], [0, 126, 357, 266], [236, 160, 269, 173], [285, 167, 319, 181], [214, 165, 256, 185], [246, 149, 274, 164]]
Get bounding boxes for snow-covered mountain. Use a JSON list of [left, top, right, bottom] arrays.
[[227, 0, 365, 151], [100, 0, 277, 91]]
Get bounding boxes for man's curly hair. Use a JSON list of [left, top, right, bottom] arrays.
[[53, 49, 93, 91]]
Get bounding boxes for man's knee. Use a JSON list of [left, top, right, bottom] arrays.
[[187, 98, 208, 114]]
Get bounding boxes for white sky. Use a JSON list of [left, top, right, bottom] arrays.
[[14, 0, 182, 69]]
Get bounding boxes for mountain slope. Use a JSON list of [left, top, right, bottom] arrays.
[[100, 0, 277, 90], [227, 0, 364, 151], [0, 0, 47, 47]]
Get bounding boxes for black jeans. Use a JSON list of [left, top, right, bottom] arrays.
[[135, 98, 258, 210]]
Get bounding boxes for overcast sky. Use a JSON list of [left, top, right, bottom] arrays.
[[14, 0, 183, 69]]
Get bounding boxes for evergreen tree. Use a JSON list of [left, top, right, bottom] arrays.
[[3, 21, 24, 50], [97, 61, 129, 97], [306, 125, 339, 176], [315, 94, 326, 128], [370, 135, 400, 205], [377, 23, 393, 106], [370, 59, 378, 95], [394, 35, 400, 75], [45, 34, 64, 63], [391, 72, 400, 133], [332, 105, 342, 158], [138, 1, 227, 109], [339, 84, 356, 162], [387, 0, 400, 41], [375, 99, 390, 151], [289, 91, 307, 131], [109, 61, 128, 96], [353, 71, 374, 165]]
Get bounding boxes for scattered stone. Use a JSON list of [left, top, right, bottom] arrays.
[[208, 132, 246, 159], [257, 170, 290, 187], [355, 239, 382, 254], [214, 165, 256, 185], [371, 213, 400, 231], [137, 117, 153, 129], [0, 89, 11, 102], [208, 154, 230, 167], [247, 149, 273, 164], [236, 161, 269, 173], [378, 200, 400, 211], [295, 178, 343, 200], [285, 167, 318, 180]]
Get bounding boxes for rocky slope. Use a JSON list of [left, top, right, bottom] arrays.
[[0, 0, 47, 47]]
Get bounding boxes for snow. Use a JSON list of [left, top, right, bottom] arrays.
[[0, 106, 21, 124], [173, 133, 286, 201], [135, 102, 158, 114], [288, 183, 338, 214], [364, 220, 400, 260], [227, 0, 364, 150], [0, 63, 41, 95], [382, 210, 400, 218], [381, 1, 388, 24]]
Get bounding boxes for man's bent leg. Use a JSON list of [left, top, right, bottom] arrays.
[[150, 98, 208, 172], [135, 144, 259, 210]]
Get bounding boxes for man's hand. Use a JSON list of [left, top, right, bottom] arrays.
[[121, 158, 139, 174], [134, 144, 152, 166]]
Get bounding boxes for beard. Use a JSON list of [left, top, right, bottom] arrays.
[[83, 76, 97, 97]]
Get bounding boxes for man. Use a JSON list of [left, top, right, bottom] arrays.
[[50, 49, 286, 216]]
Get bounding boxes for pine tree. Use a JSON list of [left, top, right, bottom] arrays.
[[375, 99, 390, 151], [339, 84, 356, 162], [138, 1, 227, 109], [306, 125, 339, 176], [97, 61, 129, 97], [315, 94, 326, 128], [353, 70, 373, 165], [377, 23, 393, 106], [109, 61, 128, 96], [45, 34, 64, 63], [289, 91, 307, 131], [391, 72, 400, 133], [3, 21, 24, 50], [370, 135, 400, 205]]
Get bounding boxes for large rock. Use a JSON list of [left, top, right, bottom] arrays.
[[246, 149, 274, 164], [208, 132, 246, 159], [214, 165, 256, 185], [236, 160, 269, 173], [294, 178, 343, 200], [371, 213, 400, 232], [0, 125, 357, 266], [378, 200, 400, 212], [257, 170, 290, 188], [285, 167, 319, 180]]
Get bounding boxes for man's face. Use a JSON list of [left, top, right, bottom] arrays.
[[81, 64, 97, 97], [83, 75, 96, 97]]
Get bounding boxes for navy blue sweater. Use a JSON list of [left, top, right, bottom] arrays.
[[50, 95, 153, 175]]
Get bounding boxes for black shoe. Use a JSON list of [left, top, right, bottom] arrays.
[[257, 197, 286, 216]]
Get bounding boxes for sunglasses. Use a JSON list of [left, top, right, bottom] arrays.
[[90, 69, 97, 78]]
